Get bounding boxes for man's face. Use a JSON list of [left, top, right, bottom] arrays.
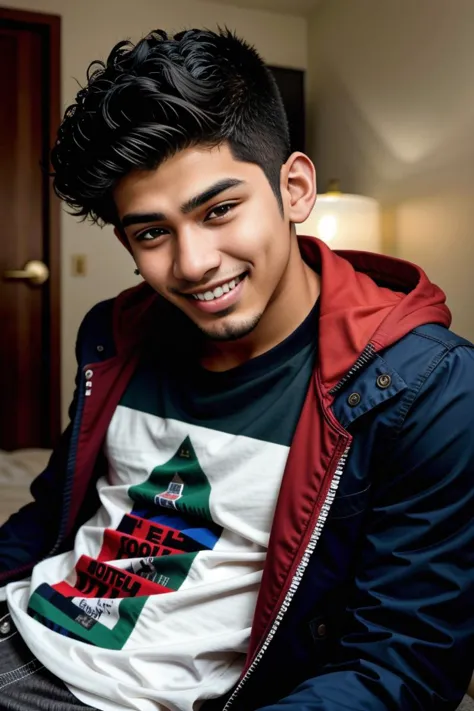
[[114, 143, 295, 342]]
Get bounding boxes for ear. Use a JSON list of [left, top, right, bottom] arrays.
[[280, 152, 316, 224]]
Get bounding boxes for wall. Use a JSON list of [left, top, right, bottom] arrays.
[[308, 0, 474, 341], [3, 0, 307, 425]]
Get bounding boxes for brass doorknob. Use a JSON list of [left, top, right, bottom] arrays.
[[3, 260, 50, 286]]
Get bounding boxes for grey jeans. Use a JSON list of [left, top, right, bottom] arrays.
[[0, 602, 96, 711], [1, 602, 471, 711]]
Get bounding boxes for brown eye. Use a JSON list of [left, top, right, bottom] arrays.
[[135, 227, 168, 242], [206, 203, 234, 221]]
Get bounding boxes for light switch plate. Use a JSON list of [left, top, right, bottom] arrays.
[[72, 254, 87, 276]]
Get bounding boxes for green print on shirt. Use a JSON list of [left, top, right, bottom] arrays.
[[128, 436, 213, 522], [27, 436, 218, 650], [28, 589, 147, 650]]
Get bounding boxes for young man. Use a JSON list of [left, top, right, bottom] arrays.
[[0, 27, 473, 711]]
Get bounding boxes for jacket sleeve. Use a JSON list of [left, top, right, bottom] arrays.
[[0, 315, 87, 581], [258, 344, 474, 711]]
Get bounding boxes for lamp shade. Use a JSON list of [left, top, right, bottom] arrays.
[[296, 192, 381, 253]]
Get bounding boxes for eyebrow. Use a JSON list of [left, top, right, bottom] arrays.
[[121, 178, 245, 229]]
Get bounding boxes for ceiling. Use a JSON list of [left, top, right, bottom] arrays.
[[206, 0, 321, 17]]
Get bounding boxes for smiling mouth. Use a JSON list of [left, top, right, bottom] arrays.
[[186, 273, 247, 302]]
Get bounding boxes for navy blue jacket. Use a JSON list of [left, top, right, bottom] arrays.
[[0, 238, 474, 710]]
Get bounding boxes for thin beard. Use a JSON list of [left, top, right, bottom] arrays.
[[196, 313, 263, 342]]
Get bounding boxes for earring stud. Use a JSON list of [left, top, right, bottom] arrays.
[[134, 268, 140, 276]]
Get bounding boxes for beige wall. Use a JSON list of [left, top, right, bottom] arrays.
[[308, 0, 474, 342], [3, 0, 307, 425]]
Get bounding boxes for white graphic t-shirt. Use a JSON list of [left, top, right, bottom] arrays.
[[6, 303, 318, 711]]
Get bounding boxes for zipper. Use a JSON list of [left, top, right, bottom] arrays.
[[329, 343, 376, 395], [222, 443, 351, 711], [222, 342, 377, 708], [1, 344, 372, 585]]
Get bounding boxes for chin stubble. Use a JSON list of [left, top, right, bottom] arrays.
[[196, 312, 263, 342]]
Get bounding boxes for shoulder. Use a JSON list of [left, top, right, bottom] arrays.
[[78, 297, 116, 334], [77, 296, 116, 341], [73, 297, 116, 365], [381, 323, 474, 402], [79, 282, 153, 332], [333, 323, 474, 438], [75, 283, 186, 363], [394, 322, 473, 359], [373, 324, 474, 454], [75, 282, 157, 361]]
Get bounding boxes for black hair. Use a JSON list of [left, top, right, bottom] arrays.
[[51, 27, 291, 226]]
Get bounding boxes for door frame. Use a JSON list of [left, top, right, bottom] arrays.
[[0, 6, 61, 445]]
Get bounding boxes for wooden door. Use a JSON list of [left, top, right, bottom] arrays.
[[268, 66, 305, 153], [0, 8, 60, 450]]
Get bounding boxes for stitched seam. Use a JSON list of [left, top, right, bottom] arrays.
[[394, 348, 452, 430], [0, 659, 43, 689], [337, 353, 407, 429], [381, 346, 457, 458], [343, 386, 402, 428], [411, 329, 474, 350], [411, 330, 454, 346], [0, 666, 43, 691], [0, 659, 39, 680]]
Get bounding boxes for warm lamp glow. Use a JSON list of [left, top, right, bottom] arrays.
[[318, 214, 338, 243], [296, 191, 382, 253]]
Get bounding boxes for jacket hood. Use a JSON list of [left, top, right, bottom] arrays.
[[299, 237, 451, 392], [113, 236, 451, 394]]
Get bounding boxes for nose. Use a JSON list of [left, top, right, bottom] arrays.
[[172, 229, 221, 283]]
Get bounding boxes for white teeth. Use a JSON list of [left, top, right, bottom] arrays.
[[191, 274, 245, 302]]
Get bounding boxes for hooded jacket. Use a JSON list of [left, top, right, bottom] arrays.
[[1, 237, 474, 710]]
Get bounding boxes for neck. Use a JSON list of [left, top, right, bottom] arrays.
[[201, 242, 320, 372]]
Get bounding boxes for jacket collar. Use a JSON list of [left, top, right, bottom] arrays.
[[112, 237, 451, 394], [299, 238, 450, 393]]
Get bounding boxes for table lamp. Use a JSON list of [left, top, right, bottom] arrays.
[[296, 180, 382, 253]]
